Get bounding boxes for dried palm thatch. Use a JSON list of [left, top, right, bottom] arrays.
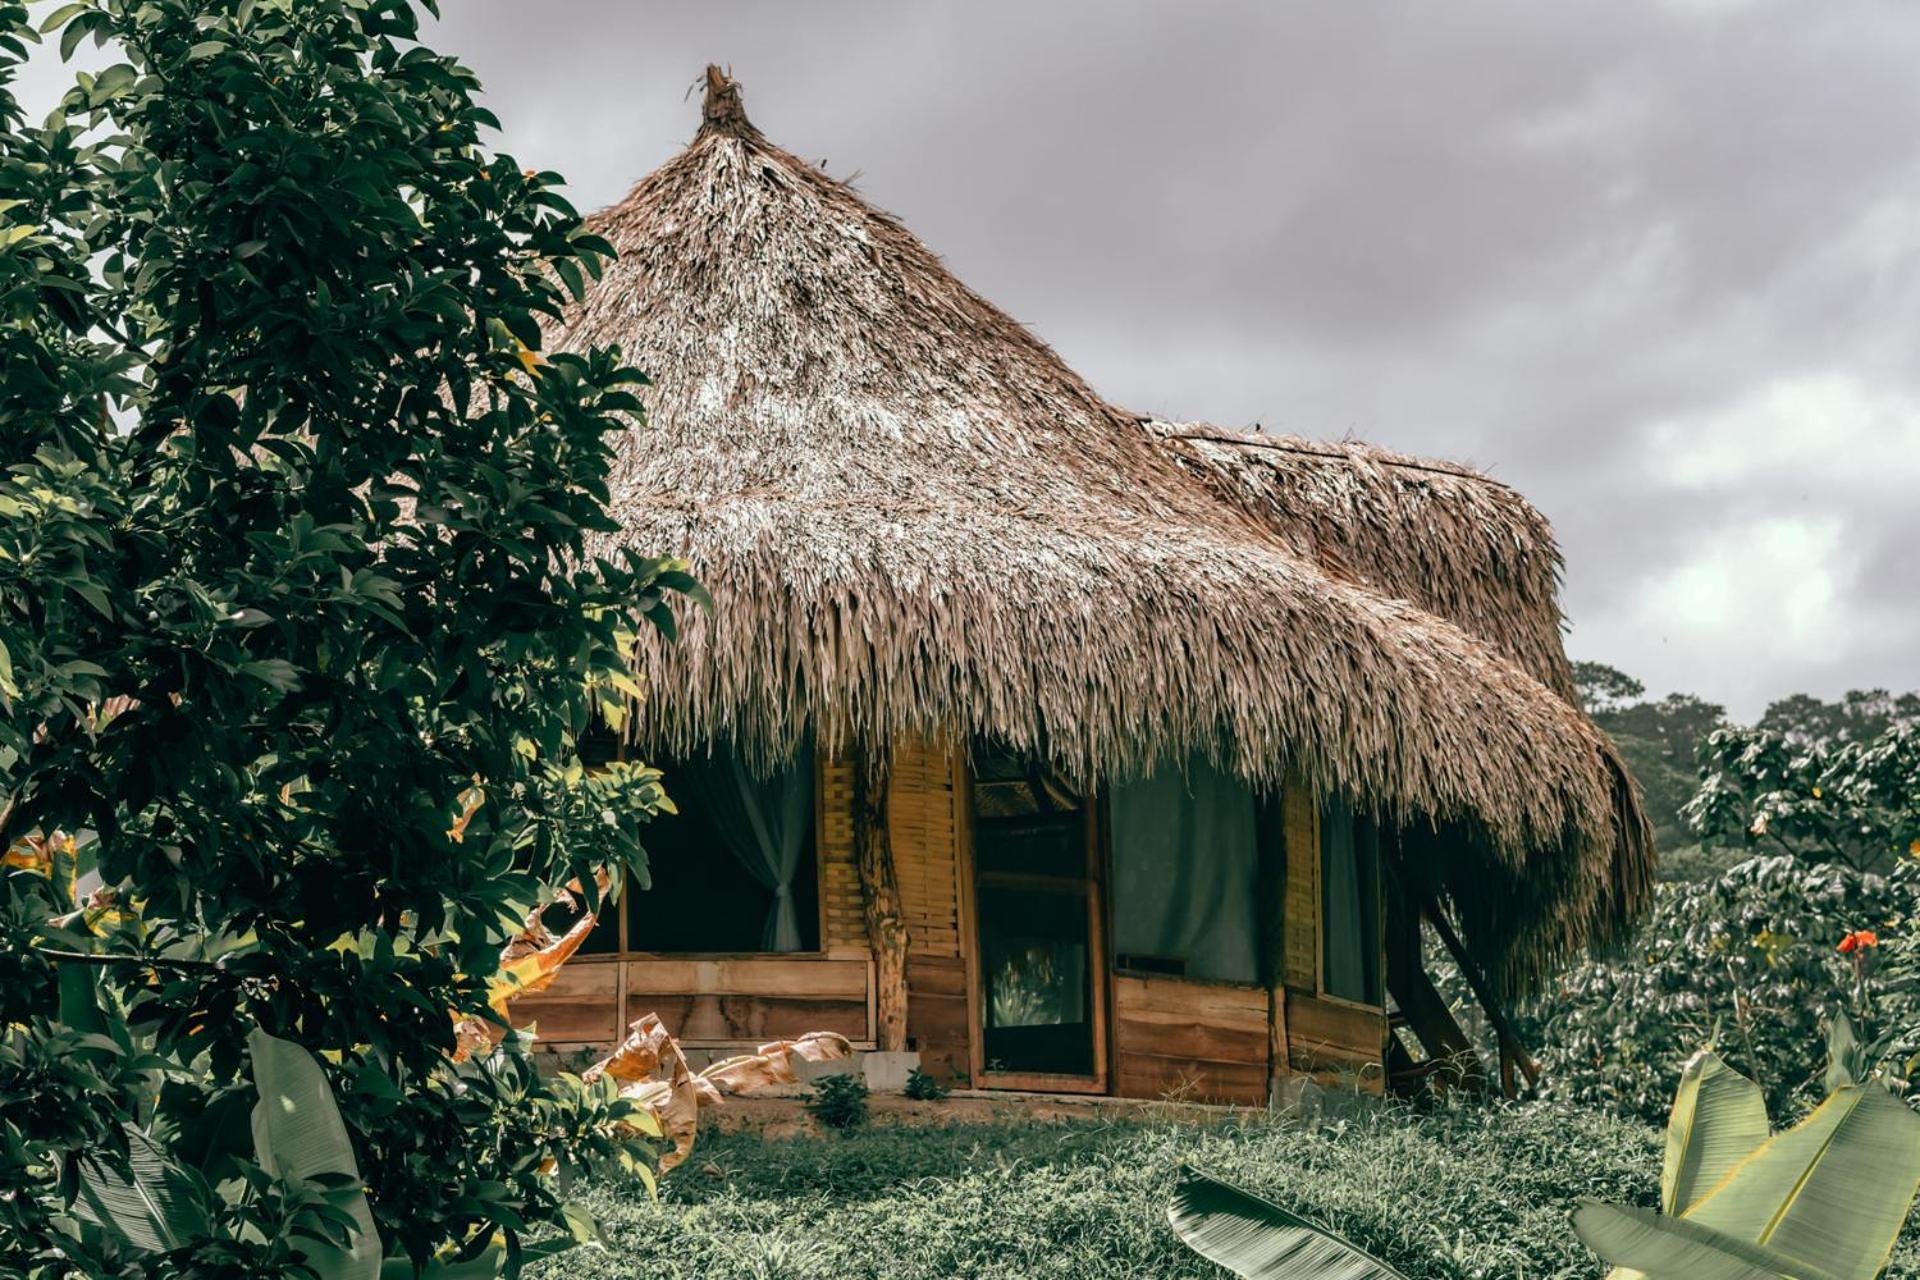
[[1146, 422, 1574, 699], [555, 67, 1651, 991]]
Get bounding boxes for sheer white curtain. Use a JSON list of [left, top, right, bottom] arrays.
[[678, 738, 814, 952]]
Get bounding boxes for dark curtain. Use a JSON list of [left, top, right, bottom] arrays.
[[677, 737, 815, 952], [1108, 754, 1261, 984]]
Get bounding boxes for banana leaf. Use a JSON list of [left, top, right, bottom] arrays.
[[249, 1027, 382, 1280], [1167, 1168, 1411, 1279], [1681, 1083, 1920, 1280], [1575, 1201, 1845, 1280], [71, 1125, 207, 1253], [1660, 1050, 1771, 1217]]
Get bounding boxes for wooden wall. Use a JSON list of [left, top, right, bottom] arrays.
[[1276, 773, 1386, 1094], [514, 957, 620, 1057], [890, 742, 973, 1083], [624, 957, 872, 1047], [513, 749, 1387, 1100], [1110, 974, 1269, 1105], [817, 756, 867, 955]]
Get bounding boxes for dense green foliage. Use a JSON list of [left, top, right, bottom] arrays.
[[0, 1, 684, 1274], [1531, 855, 1918, 1124], [902, 1067, 950, 1102], [525, 1102, 1920, 1280], [1572, 661, 1727, 858], [1689, 722, 1920, 874], [1573, 661, 1920, 880]]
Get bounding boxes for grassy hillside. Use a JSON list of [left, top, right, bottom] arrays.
[[536, 1099, 1809, 1280]]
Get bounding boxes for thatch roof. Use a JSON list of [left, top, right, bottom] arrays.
[[557, 68, 1651, 992], [1147, 422, 1575, 700]]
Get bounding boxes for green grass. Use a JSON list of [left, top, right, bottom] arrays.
[[521, 1101, 1585, 1278], [539, 1099, 1920, 1279]]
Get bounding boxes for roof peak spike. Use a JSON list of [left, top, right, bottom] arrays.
[[700, 64, 751, 135]]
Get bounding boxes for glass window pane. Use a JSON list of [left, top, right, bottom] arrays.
[[1108, 755, 1261, 984], [979, 885, 1093, 1076], [1321, 797, 1382, 1004]]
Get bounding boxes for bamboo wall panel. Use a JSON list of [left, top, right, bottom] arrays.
[[889, 740, 962, 958], [1285, 991, 1386, 1093], [1282, 774, 1320, 992], [905, 952, 972, 1085], [818, 756, 868, 954], [1111, 974, 1270, 1106], [622, 957, 873, 1047], [508, 959, 621, 1054]]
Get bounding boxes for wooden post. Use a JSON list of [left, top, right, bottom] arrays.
[[1382, 867, 1489, 1095], [852, 740, 910, 1052], [1255, 791, 1291, 1101], [1421, 893, 1540, 1098]]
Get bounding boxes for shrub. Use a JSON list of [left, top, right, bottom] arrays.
[[903, 1067, 950, 1101], [806, 1073, 871, 1131], [0, 1, 684, 1272], [1532, 854, 1920, 1123]]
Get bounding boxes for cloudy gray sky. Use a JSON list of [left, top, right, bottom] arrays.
[[25, 2, 1920, 718]]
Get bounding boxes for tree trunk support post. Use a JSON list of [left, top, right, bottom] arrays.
[[852, 741, 910, 1052]]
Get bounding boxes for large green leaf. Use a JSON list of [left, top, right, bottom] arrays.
[[249, 1027, 381, 1280], [1660, 1050, 1772, 1216], [70, 1125, 207, 1253], [1575, 1201, 1843, 1280], [1684, 1083, 1920, 1280], [1168, 1168, 1411, 1279]]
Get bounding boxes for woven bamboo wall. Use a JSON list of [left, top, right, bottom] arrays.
[[818, 756, 866, 955], [889, 740, 962, 958], [1282, 773, 1320, 992]]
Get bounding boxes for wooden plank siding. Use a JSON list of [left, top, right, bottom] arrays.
[[1285, 990, 1387, 1093], [1111, 974, 1269, 1105], [1281, 774, 1320, 993], [513, 957, 621, 1056], [905, 952, 972, 1084], [622, 957, 872, 1047], [889, 740, 962, 958]]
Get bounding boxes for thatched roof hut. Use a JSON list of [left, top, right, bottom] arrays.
[[528, 68, 1651, 1100]]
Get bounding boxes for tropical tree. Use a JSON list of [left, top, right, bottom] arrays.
[[1688, 719, 1919, 875], [0, 1, 691, 1274]]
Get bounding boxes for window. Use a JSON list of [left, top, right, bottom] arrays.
[[1106, 755, 1261, 985], [971, 742, 1099, 1078], [545, 737, 821, 955], [1320, 796, 1383, 1004]]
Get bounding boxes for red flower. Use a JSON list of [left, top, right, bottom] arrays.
[[1838, 930, 1880, 954]]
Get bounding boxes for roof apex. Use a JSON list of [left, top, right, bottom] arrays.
[[699, 64, 753, 136]]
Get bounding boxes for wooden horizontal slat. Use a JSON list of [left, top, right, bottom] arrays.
[[1286, 990, 1386, 1085], [630, 993, 868, 1045], [621, 957, 869, 998], [906, 952, 971, 1084], [1112, 974, 1267, 1021], [1111, 974, 1270, 1106], [1117, 1058, 1268, 1105]]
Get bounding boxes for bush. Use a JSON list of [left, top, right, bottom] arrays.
[[806, 1072, 871, 1131], [903, 1067, 950, 1101], [1531, 854, 1920, 1123], [0, 2, 681, 1272]]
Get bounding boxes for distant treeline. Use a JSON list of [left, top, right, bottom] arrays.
[[1573, 662, 1919, 879]]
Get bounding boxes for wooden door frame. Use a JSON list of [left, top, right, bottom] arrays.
[[960, 751, 1109, 1094]]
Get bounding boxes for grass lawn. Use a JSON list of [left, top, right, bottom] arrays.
[[533, 1095, 1914, 1280]]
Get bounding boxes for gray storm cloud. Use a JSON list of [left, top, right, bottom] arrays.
[[18, 1, 1920, 716]]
